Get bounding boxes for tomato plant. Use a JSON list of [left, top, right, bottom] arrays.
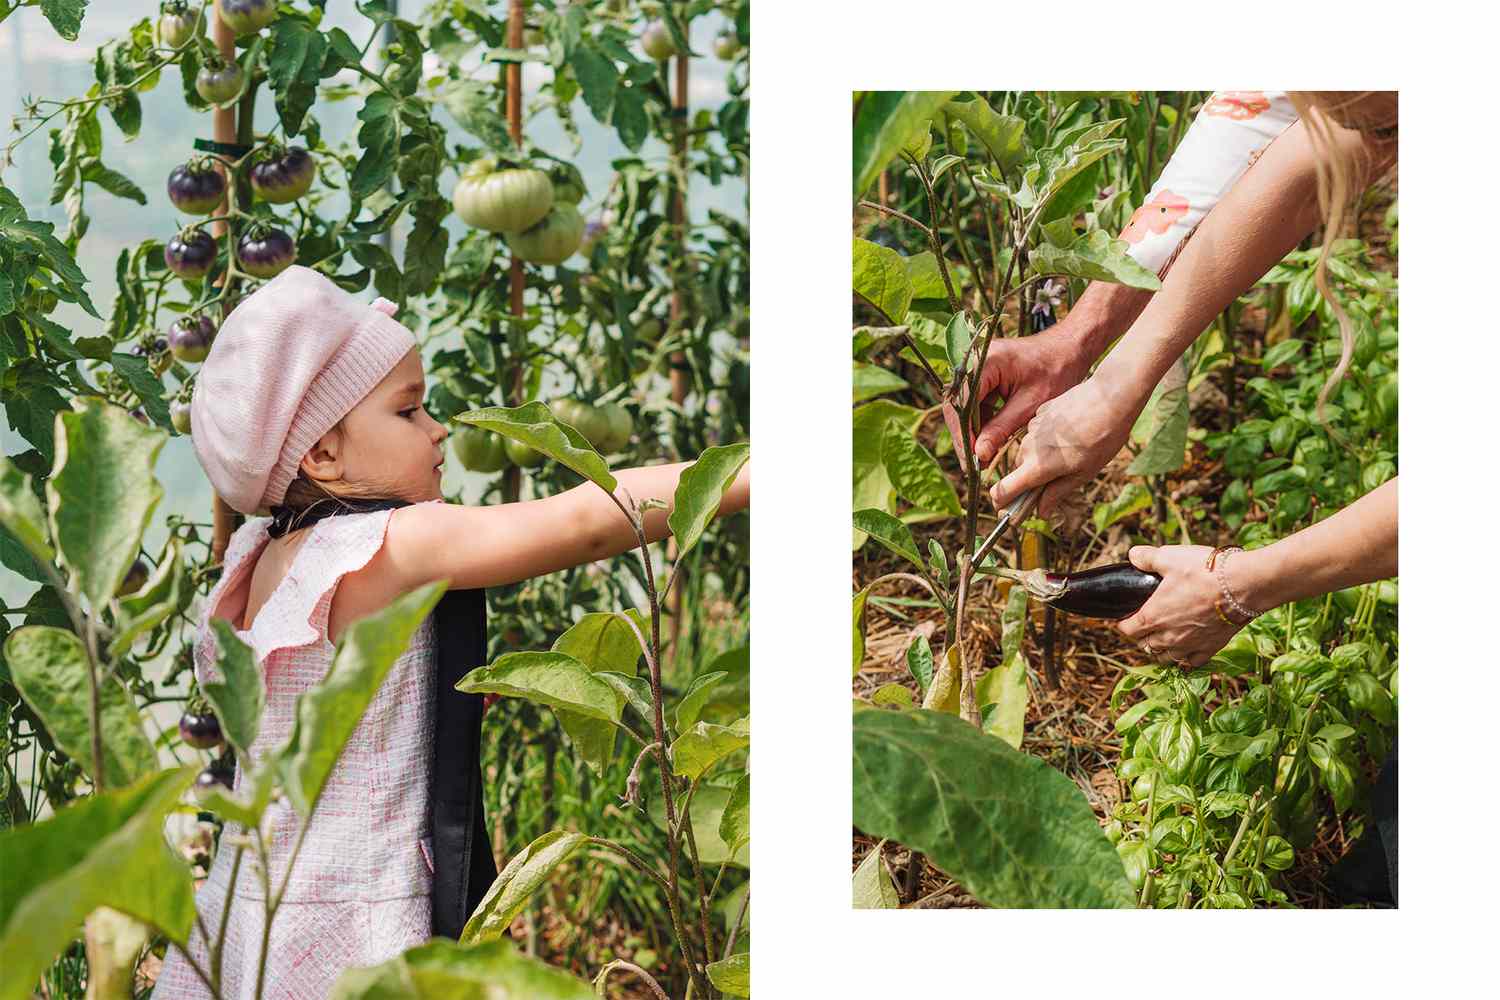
[[2, 0, 750, 996], [851, 91, 1397, 910]]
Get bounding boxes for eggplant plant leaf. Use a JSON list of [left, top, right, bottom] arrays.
[[4, 626, 155, 789], [457, 650, 622, 723], [720, 773, 749, 856], [457, 403, 616, 492], [459, 831, 590, 946], [852, 839, 901, 909], [330, 938, 593, 999], [881, 422, 961, 516], [853, 362, 909, 403], [668, 443, 749, 562], [944, 93, 1025, 171], [706, 952, 750, 998], [1029, 229, 1161, 291], [853, 90, 958, 198], [852, 237, 914, 325], [853, 586, 871, 678], [670, 716, 749, 781], [852, 508, 923, 570], [0, 767, 198, 1000], [853, 709, 1135, 907], [853, 400, 923, 547]]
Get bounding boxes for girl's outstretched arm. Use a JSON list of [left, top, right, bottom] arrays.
[[381, 459, 749, 592]]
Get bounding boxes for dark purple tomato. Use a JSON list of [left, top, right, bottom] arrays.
[[235, 227, 296, 279], [179, 711, 223, 750], [167, 161, 225, 216], [217, 0, 278, 36], [249, 147, 315, 204], [194, 767, 232, 795], [120, 558, 149, 595], [168, 314, 215, 363], [165, 229, 218, 280]]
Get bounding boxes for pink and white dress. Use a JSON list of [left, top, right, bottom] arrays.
[[154, 504, 440, 999]]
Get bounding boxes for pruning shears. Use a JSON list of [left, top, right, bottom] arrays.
[[973, 486, 1039, 565]]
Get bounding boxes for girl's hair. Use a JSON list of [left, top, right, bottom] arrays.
[[1284, 91, 1396, 429]]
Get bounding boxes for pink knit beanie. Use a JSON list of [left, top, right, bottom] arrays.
[[189, 266, 417, 516]]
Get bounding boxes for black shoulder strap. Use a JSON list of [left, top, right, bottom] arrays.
[[429, 585, 497, 938]]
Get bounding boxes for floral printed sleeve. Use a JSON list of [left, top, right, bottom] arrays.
[[1120, 91, 1299, 275]]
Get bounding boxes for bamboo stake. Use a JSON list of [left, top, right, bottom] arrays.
[[664, 42, 689, 663], [501, 0, 528, 504], [209, 7, 243, 563]]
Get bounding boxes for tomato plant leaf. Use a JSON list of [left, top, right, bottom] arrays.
[[852, 508, 923, 570], [331, 937, 593, 999], [852, 237, 914, 325], [0, 767, 197, 1000], [668, 442, 749, 562], [106, 352, 171, 430], [460, 830, 590, 946], [281, 581, 447, 818], [456, 403, 617, 493], [706, 952, 749, 998], [4, 625, 156, 789], [350, 92, 399, 202], [47, 398, 167, 612], [852, 839, 900, 909], [38, 0, 88, 41], [853, 709, 1135, 907], [852, 90, 958, 198], [1029, 229, 1161, 291], [670, 716, 749, 781], [0, 454, 54, 568]]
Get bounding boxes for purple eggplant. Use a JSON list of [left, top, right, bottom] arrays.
[[993, 562, 1162, 620]]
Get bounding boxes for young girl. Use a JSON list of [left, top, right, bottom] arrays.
[[152, 266, 750, 998]]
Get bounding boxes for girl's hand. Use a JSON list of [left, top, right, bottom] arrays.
[[1115, 544, 1249, 668], [988, 373, 1144, 517]]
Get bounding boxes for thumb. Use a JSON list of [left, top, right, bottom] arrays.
[[1127, 544, 1159, 573]]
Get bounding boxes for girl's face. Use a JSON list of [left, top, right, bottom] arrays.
[[300, 348, 448, 503]]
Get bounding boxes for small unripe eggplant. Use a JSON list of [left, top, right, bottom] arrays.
[[993, 562, 1162, 620]]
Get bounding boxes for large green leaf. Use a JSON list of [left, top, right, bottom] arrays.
[[881, 423, 961, 516], [649, 784, 748, 867], [202, 620, 265, 760], [0, 767, 197, 1000], [456, 651, 621, 723], [706, 952, 750, 998], [852, 238, 914, 325], [1092, 482, 1152, 532], [1029, 229, 1162, 290], [1127, 363, 1190, 475], [1026, 120, 1128, 218], [460, 831, 589, 946], [977, 585, 1030, 749], [551, 611, 646, 774], [331, 937, 593, 999], [904, 251, 948, 302], [46, 399, 167, 612], [670, 716, 749, 781], [853, 362, 909, 403], [281, 581, 447, 817], [0, 454, 54, 568], [4, 626, 155, 789], [720, 773, 749, 856], [853, 91, 958, 198], [851, 508, 923, 569], [667, 443, 749, 561], [943, 93, 1026, 171], [673, 669, 729, 732], [853, 709, 1135, 907], [456, 403, 616, 492], [852, 839, 900, 909], [852, 400, 923, 547]]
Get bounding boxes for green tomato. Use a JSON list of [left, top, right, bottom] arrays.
[[714, 32, 741, 60], [195, 60, 244, 105], [594, 402, 634, 453], [504, 438, 545, 468], [452, 159, 554, 234], [507, 202, 585, 266], [451, 425, 510, 473], [641, 20, 676, 61], [551, 399, 610, 451]]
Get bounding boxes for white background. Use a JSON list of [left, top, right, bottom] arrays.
[[750, 0, 1499, 996]]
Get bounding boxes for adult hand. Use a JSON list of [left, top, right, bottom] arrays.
[[988, 371, 1144, 517], [1115, 544, 1253, 668], [940, 325, 1090, 473]]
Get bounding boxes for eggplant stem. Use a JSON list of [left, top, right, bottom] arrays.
[[977, 566, 1066, 601]]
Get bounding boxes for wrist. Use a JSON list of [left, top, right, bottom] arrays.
[[1064, 282, 1152, 367], [1224, 545, 1283, 615]]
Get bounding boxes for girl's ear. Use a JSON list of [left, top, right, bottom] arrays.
[[300, 427, 343, 484]]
